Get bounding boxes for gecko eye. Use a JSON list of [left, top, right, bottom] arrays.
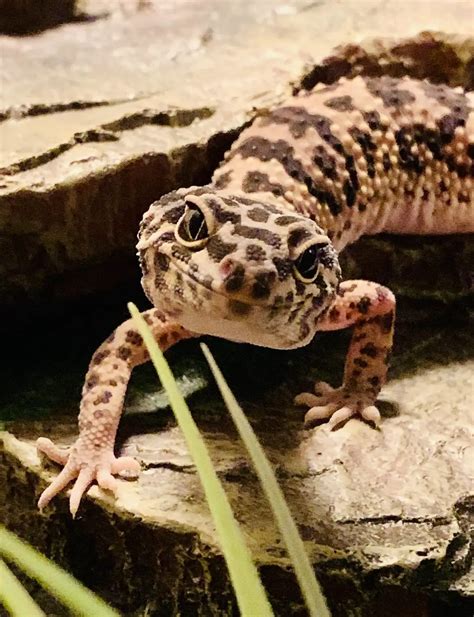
[[293, 243, 323, 283], [175, 202, 210, 248]]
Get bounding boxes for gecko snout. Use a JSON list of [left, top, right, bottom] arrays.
[[218, 256, 277, 301]]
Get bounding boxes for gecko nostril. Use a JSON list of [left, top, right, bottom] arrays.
[[220, 258, 246, 293], [219, 257, 236, 280]]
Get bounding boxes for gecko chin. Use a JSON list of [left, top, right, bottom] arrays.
[[137, 186, 342, 349]]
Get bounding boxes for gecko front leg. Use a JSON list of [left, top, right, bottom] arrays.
[[37, 309, 195, 516], [295, 280, 395, 429]]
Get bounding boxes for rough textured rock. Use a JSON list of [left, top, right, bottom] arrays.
[[1, 308, 473, 615], [1, 1, 474, 616], [0, 0, 473, 310]]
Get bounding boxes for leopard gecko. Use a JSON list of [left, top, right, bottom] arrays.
[[37, 75, 474, 516]]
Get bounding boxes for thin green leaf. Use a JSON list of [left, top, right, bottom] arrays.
[[128, 303, 273, 617], [201, 343, 331, 617], [0, 558, 45, 617], [0, 526, 119, 617]]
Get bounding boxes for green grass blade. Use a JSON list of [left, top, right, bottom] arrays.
[[0, 526, 119, 617], [128, 303, 273, 617], [201, 343, 331, 617], [0, 558, 45, 617]]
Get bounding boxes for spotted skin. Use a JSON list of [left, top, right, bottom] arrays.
[[37, 76, 474, 515], [37, 310, 195, 515], [295, 280, 395, 429]]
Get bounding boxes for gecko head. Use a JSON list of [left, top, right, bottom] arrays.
[[137, 187, 341, 349]]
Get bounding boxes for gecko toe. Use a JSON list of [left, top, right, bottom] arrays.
[[38, 464, 77, 512], [361, 405, 381, 426], [294, 392, 322, 407], [313, 381, 334, 397], [69, 469, 95, 518], [112, 456, 141, 479], [97, 469, 119, 493], [304, 404, 337, 427], [327, 406, 356, 430], [36, 438, 70, 465]]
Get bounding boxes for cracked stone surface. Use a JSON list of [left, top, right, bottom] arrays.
[[1, 1, 474, 616]]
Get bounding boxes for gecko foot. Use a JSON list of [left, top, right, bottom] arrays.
[[294, 381, 381, 430], [36, 437, 140, 517]]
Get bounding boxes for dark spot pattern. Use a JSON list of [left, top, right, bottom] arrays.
[[234, 134, 345, 216], [225, 263, 246, 292], [233, 223, 281, 247], [299, 321, 310, 340], [349, 127, 377, 178], [360, 343, 378, 358], [126, 330, 143, 346], [252, 271, 276, 299], [154, 310, 167, 322], [356, 296, 372, 314], [207, 198, 241, 224], [275, 215, 300, 225], [247, 207, 270, 223], [421, 81, 469, 116], [324, 95, 354, 112], [162, 206, 185, 224], [116, 346, 132, 361], [242, 171, 284, 196], [380, 311, 395, 334], [273, 257, 292, 281], [288, 227, 313, 247], [313, 145, 337, 180], [85, 373, 99, 390], [365, 76, 416, 107], [154, 253, 170, 272], [362, 110, 383, 131], [207, 237, 238, 262], [214, 170, 231, 189], [394, 128, 425, 174], [92, 350, 110, 365], [228, 300, 252, 316], [93, 391, 113, 405], [246, 244, 266, 261]]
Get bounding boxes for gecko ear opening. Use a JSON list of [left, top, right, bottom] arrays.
[[175, 202, 210, 249]]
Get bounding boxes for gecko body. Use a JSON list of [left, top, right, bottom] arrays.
[[37, 75, 474, 515]]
